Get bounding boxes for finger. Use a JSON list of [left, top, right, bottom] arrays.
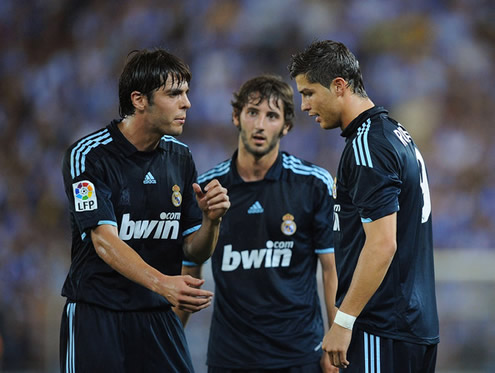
[[205, 192, 230, 210], [177, 296, 212, 310], [184, 275, 205, 287], [178, 298, 212, 312], [339, 351, 349, 368], [204, 186, 229, 203], [203, 179, 220, 192], [184, 286, 214, 298], [192, 183, 204, 199]]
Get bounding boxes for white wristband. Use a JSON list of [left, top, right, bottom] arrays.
[[334, 310, 357, 330]]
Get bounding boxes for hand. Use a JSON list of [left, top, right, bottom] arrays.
[[322, 324, 353, 369], [193, 179, 230, 222], [320, 350, 340, 373], [160, 275, 213, 312]]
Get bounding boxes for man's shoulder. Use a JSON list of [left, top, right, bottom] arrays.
[[281, 152, 333, 193], [63, 127, 114, 178], [159, 135, 191, 155], [197, 158, 232, 185]]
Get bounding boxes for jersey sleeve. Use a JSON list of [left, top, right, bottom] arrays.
[[62, 149, 117, 237], [345, 135, 402, 223], [179, 151, 203, 237], [312, 171, 335, 254]]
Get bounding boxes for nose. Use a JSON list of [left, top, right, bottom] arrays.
[[254, 114, 265, 130], [182, 93, 191, 109], [301, 98, 310, 112]]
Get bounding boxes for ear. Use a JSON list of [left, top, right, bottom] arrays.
[[232, 113, 241, 130], [332, 77, 347, 97], [281, 122, 290, 137], [130, 91, 147, 112]]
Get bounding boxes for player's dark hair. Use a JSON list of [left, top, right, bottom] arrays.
[[118, 49, 191, 117], [231, 74, 295, 131], [288, 40, 367, 97]]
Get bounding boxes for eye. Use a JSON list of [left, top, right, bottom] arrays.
[[267, 113, 279, 120], [247, 110, 257, 116]]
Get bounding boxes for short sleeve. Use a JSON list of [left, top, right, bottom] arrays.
[[312, 171, 335, 254], [62, 150, 117, 235], [346, 136, 401, 222], [179, 152, 202, 237]]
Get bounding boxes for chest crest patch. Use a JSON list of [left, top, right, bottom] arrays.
[[281, 213, 297, 236], [333, 176, 337, 199], [172, 185, 182, 207]]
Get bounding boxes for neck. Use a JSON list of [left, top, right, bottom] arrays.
[[236, 147, 279, 182], [118, 117, 160, 152], [340, 96, 375, 131]]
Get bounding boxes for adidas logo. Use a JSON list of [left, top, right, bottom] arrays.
[[248, 201, 264, 214], [143, 172, 157, 184]]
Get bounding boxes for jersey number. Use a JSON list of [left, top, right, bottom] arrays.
[[415, 148, 431, 223]]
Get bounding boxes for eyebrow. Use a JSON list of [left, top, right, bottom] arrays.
[[165, 87, 189, 95]]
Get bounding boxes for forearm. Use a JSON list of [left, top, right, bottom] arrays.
[[91, 225, 167, 295], [183, 216, 222, 263], [323, 269, 338, 328], [339, 243, 394, 316], [320, 254, 338, 328], [339, 214, 397, 317]]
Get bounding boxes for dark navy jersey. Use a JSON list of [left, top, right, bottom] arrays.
[[334, 106, 439, 344], [61, 120, 202, 311], [191, 151, 334, 369]]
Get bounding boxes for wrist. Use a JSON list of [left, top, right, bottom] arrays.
[[333, 310, 357, 330]]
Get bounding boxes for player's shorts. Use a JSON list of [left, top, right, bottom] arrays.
[[345, 326, 437, 373], [60, 301, 194, 373], [207, 361, 322, 373]]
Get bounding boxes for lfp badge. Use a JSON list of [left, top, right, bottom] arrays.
[[281, 213, 297, 236], [72, 181, 98, 212], [172, 185, 182, 207]]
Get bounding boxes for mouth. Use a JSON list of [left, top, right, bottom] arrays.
[[252, 134, 266, 145], [310, 113, 321, 123], [175, 117, 186, 124]]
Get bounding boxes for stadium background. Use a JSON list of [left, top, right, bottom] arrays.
[[1, 0, 494, 372]]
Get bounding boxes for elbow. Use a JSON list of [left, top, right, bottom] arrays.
[[383, 238, 397, 258]]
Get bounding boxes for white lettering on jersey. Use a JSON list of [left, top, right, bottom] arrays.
[[221, 240, 293, 271], [119, 212, 181, 240], [333, 204, 341, 232], [394, 125, 412, 147]]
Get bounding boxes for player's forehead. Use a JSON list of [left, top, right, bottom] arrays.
[[162, 74, 189, 91], [245, 93, 282, 112]]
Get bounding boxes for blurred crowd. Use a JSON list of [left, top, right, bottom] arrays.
[[1, 0, 494, 371]]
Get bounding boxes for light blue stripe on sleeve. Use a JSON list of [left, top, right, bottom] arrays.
[[183, 224, 201, 236], [182, 260, 199, 267], [315, 248, 335, 254], [98, 220, 118, 226], [361, 217, 373, 223]]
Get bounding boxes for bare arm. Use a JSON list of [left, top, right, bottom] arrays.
[[320, 253, 338, 329], [322, 212, 397, 368], [91, 224, 213, 312], [183, 180, 230, 264], [173, 264, 203, 326], [319, 252, 339, 373]]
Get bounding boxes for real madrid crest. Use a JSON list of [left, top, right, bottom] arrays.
[[332, 176, 337, 199], [172, 184, 182, 207], [281, 213, 297, 236]]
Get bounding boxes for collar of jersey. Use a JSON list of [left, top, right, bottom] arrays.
[[340, 106, 388, 138], [108, 119, 168, 156], [228, 150, 283, 185]]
